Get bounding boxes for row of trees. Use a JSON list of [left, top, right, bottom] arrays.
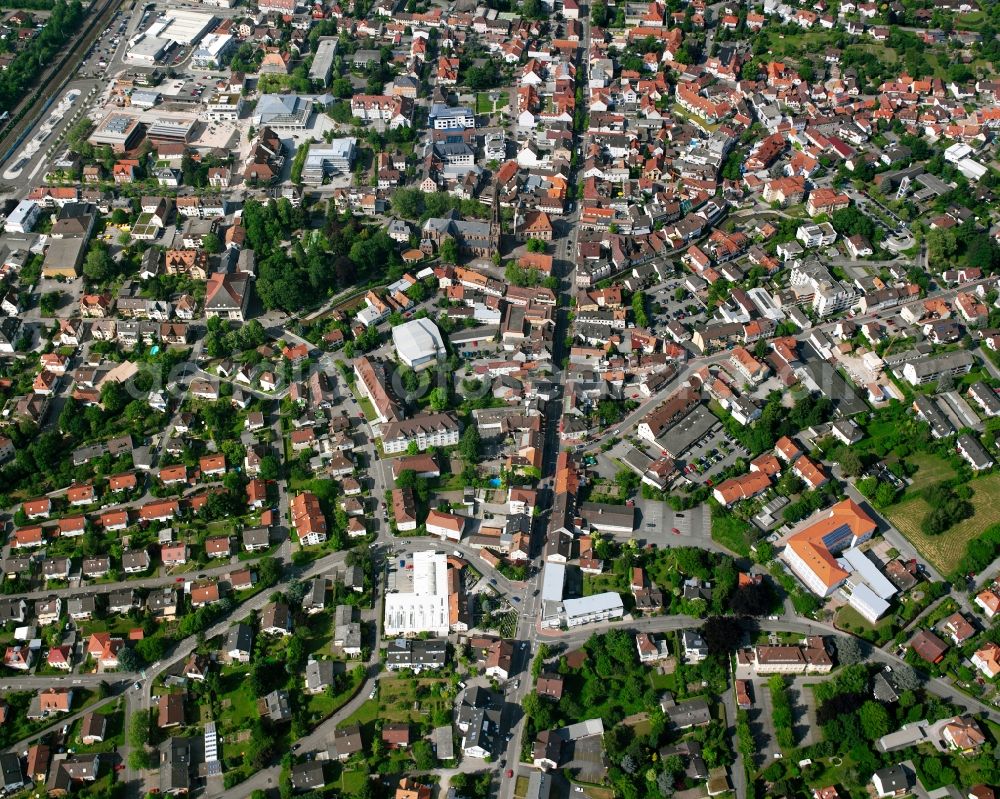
[[0, 0, 84, 112]]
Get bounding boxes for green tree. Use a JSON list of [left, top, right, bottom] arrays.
[[459, 425, 480, 462], [440, 236, 459, 264], [429, 387, 449, 411], [83, 242, 115, 283], [859, 700, 891, 740], [202, 231, 223, 254], [632, 291, 649, 327]]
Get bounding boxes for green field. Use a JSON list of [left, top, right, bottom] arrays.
[[885, 459, 1000, 575], [906, 453, 958, 493]]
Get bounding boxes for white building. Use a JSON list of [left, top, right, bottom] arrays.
[[205, 92, 244, 122], [392, 318, 446, 370], [796, 222, 837, 248], [4, 200, 41, 234], [561, 593, 624, 627], [380, 413, 460, 454], [429, 103, 475, 129], [301, 139, 357, 184], [383, 550, 451, 636], [191, 33, 234, 68], [425, 509, 465, 541]]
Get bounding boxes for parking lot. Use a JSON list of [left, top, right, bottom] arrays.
[[563, 735, 608, 785], [633, 499, 714, 550], [677, 426, 747, 486], [646, 277, 710, 334]]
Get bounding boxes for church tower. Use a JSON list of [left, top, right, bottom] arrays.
[[490, 182, 501, 254]]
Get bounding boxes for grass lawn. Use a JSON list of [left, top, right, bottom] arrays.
[[356, 396, 378, 423], [475, 91, 508, 114], [649, 670, 675, 692], [300, 609, 334, 656], [906, 453, 957, 493], [765, 28, 841, 58], [709, 511, 753, 558], [834, 604, 894, 644], [337, 767, 369, 796], [885, 468, 1000, 575], [216, 668, 259, 756], [670, 103, 719, 133], [583, 571, 626, 596], [342, 698, 378, 728]]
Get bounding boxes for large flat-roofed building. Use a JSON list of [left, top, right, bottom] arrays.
[[392, 318, 446, 370], [42, 238, 87, 279], [146, 118, 196, 146], [147, 9, 216, 45], [384, 550, 451, 636], [301, 139, 357, 183], [89, 113, 144, 153], [656, 405, 720, 458], [781, 499, 877, 597], [127, 35, 169, 65], [309, 38, 338, 85], [253, 94, 312, 128]]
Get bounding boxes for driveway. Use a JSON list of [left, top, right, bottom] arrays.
[[787, 681, 818, 748], [752, 680, 779, 765]]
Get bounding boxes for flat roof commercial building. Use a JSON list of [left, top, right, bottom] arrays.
[[253, 94, 312, 129], [392, 318, 446, 370], [42, 238, 87, 279], [89, 113, 144, 153], [127, 35, 169, 65], [301, 139, 357, 183], [4, 200, 41, 234], [384, 550, 451, 636], [147, 9, 216, 45]]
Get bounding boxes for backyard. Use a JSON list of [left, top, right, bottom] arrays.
[[377, 673, 454, 726]]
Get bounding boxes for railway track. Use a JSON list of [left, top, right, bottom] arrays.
[[0, 0, 123, 168]]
